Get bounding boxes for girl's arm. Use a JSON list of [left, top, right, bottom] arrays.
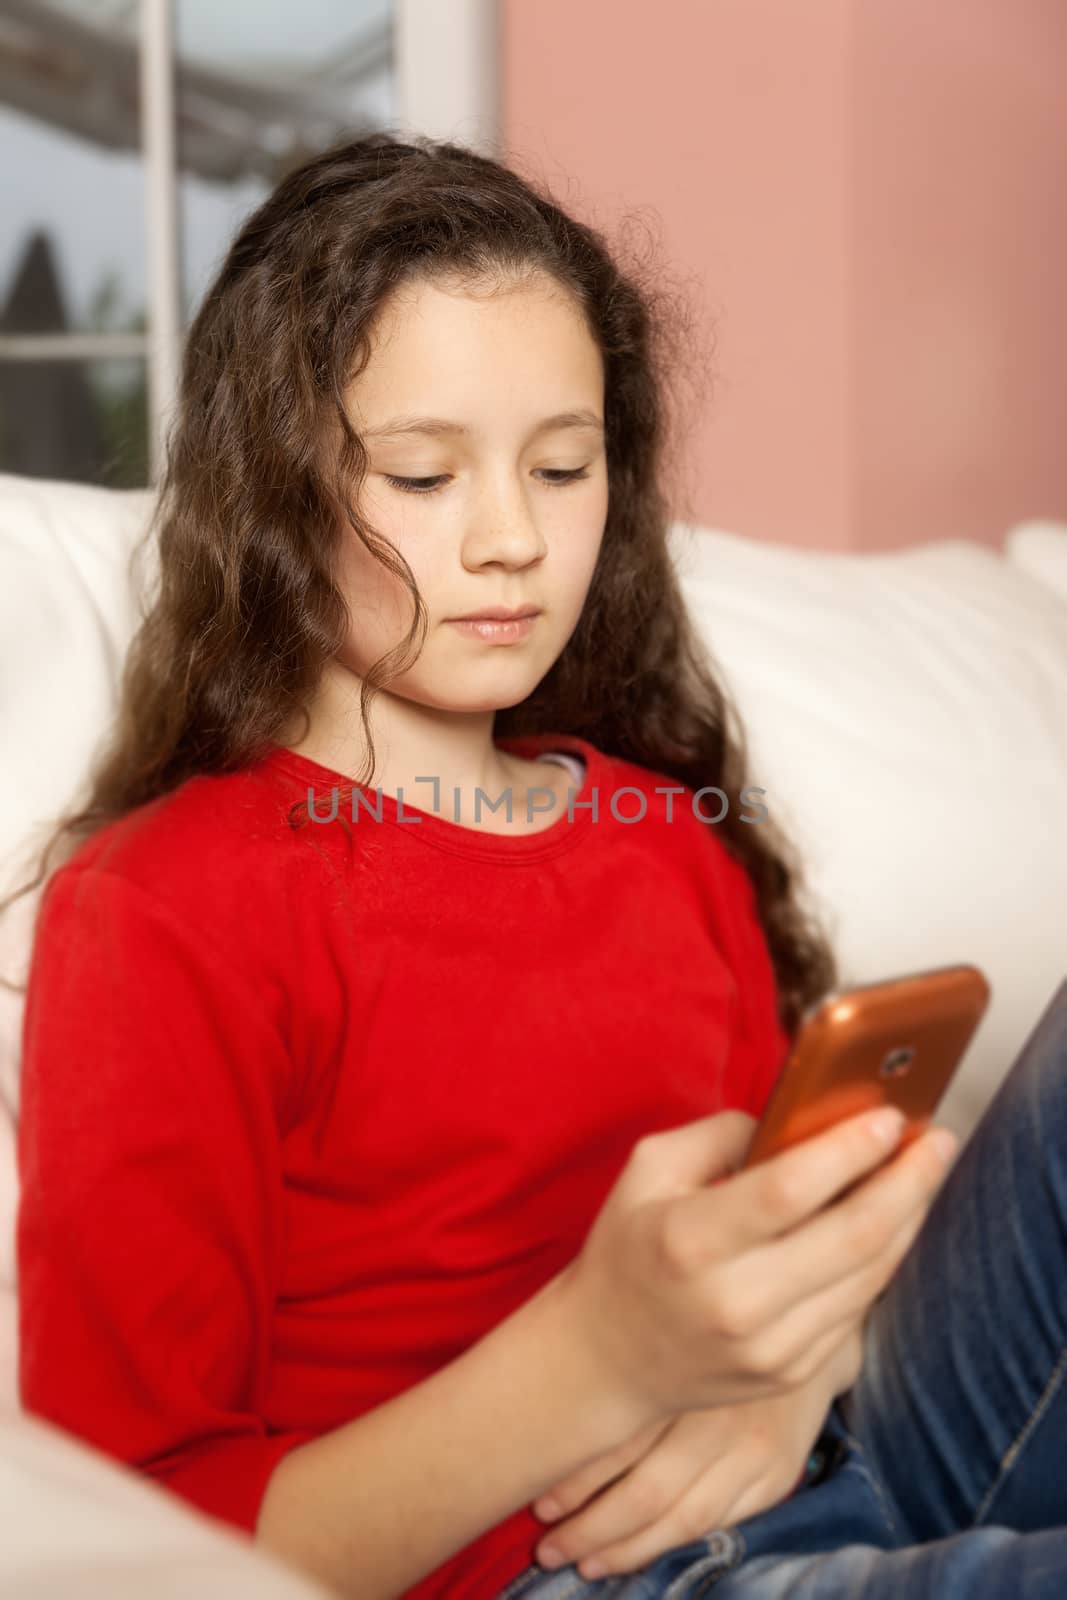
[[16, 866, 321, 1525], [257, 1268, 643, 1598], [16, 864, 645, 1600]]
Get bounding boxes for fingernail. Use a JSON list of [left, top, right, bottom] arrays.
[[535, 1497, 562, 1521], [867, 1108, 906, 1145], [538, 1545, 565, 1569], [927, 1127, 959, 1165]]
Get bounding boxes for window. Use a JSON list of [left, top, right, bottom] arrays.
[[0, 0, 397, 488]]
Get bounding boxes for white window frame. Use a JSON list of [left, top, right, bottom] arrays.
[[0, 0, 499, 487]]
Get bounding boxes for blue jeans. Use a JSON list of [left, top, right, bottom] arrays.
[[494, 973, 1067, 1598]]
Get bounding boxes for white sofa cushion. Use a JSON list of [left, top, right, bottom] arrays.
[[0, 474, 157, 1416], [1004, 517, 1067, 606], [670, 520, 1067, 1146], [0, 1407, 334, 1598]]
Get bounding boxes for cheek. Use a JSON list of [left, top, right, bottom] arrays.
[[334, 524, 422, 649], [551, 514, 606, 607], [334, 515, 460, 684]]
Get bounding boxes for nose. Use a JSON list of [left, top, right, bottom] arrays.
[[460, 471, 548, 571]]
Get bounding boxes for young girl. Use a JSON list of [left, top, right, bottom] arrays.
[[9, 132, 1067, 1600]]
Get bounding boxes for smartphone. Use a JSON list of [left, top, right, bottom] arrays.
[[739, 963, 991, 1172]]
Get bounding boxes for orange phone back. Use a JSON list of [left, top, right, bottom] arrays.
[[742, 963, 991, 1169]]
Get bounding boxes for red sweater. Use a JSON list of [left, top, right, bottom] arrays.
[[16, 732, 791, 1599]]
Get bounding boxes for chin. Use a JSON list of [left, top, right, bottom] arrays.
[[405, 678, 545, 715], [423, 660, 548, 703]]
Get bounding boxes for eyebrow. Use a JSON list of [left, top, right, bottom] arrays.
[[360, 408, 605, 441]]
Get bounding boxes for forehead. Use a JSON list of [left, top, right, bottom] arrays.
[[347, 275, 604, 431]]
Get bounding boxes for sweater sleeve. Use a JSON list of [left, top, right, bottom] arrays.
[[15, 863, 318, 1536]]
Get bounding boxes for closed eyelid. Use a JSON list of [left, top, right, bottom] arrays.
[[381, 466, 593, 497]]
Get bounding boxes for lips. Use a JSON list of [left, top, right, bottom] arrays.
[[447, 613, 540, 642]]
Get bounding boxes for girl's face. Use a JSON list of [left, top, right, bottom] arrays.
[[333, 272, 609, 714]]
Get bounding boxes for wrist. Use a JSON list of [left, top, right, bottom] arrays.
[[526, 1266, 664, 1447], [824, 1322, 866, 1398]]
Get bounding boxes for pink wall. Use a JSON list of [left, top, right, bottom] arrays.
[[501, 0, 1067, 551]]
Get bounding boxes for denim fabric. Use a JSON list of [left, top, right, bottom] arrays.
[[493, 974, 1067, 1599]]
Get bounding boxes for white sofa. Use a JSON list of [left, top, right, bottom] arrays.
[[0, 1408, 336, 1600], [1, 470, 1066, 1595]]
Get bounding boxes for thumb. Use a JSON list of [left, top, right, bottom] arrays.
[[630, 1109, 758, 1202]]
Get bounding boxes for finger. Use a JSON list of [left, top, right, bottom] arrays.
[[697, 1106, 934, 1256], [721, 1459, 802, 1528], [792, 1317, 861, 1388], [532, 1419, 670, 1522], [761, 1124, 951, 1303], [535, 1429, 710, 1568], [549, 1460, 757, 1582], [725, 1159, 941, 1385], [629, 1110, 758, 1206], [720, 1124, 954, 1329]]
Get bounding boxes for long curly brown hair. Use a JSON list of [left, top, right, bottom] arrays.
[[0, 130, 837, 1035]]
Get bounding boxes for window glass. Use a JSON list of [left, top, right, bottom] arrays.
[[0, 0, 394, 487]]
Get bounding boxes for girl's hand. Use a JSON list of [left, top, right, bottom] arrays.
[[558, 1103, 955, 1423], [530, 1328, 860, 1582]]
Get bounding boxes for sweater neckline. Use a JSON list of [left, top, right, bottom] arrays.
[[259, 732, 609, 863]]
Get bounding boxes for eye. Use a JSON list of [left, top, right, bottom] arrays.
[[382, 475, 448, 496], [382, 467, 592, 497]]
